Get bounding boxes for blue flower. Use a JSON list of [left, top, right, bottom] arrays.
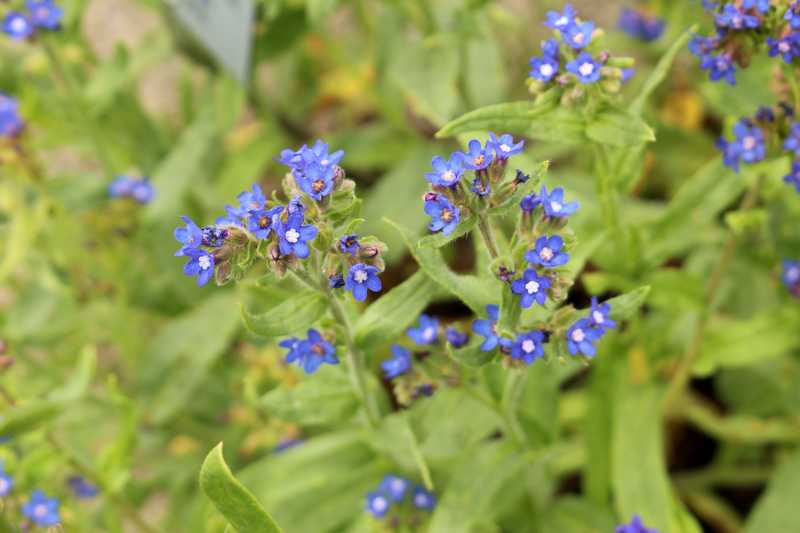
[[488, 132, 525, 160], [715, 4, 760, 29], [67, 476, 98, 499], [618, 8, 665, 42], [130, 179, 155, 204], [566, 318, 604, 357], [507, 330, 546, 364], [22, 490, 60, 527], [566, 52, 601, 84], [700, 52, 736, 85], [382, 345, 412, 379], [2, 12, 34, 39], [247, 206, 283, 240], [174, 216, 204, 256], [0, 94, 23, 137], [282, 329, 338, 374], [109, 175, 134, 198], [540, 185, 579, 218], [589, 297, 616, 332], [511, 269, 551, 309], [718, 119, 765, 171], [520, 192, 542, 213], [407, 314, 439, 345], [27, 0, 63, 29], [276, 212, 318, 259], [238, 183, 267, 214], [784, 122, 800, 156], [783, 260, 800, 295], [345, 263, 382, 301], [621, 68, 636, 82], [526, 235, 569, 268], [365, 491, 391, 518], [541, 38, 560, 58], [616, 514, 659, 533], [544, 4, 576, 31], [297, 163, 335, 201], [562, 21, 595, 49], [767, 34, 800, 63], [0, 470, 13, 497], [742, 0, 770, 13], [424, 193, 460, 236], [786, 4, 800, 29], [274, 438, 303, 453], [411, 485, 436, 511], [472, 305, 500, 351], [425, 154, 464, 187], [445, 327, 469, 348], [470, 177, 491, 197], [339, 234, 360, 256], [301, 139, 344, 168], [688, 35, 718, 58], [182, 248, 215, 286], [328, 273, 345, 288], [784, 161, 800, 192], [459, 139, 494, 171], [378, 475, 410, 502], [529, 54, 560, 82]]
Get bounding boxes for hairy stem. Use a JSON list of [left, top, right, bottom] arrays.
[[500, 369, 529, 448], [477, 213, 501, 259]]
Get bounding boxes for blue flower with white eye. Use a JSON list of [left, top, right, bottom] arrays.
[[786, 4, 800, 29], [529, 54, 559, 82], [544, 4, 576, 31], [424, 193, 460, 236], [700, 52, 736, 85], [784, 161, 800, 192], [717, 119, 765, 171], [445, 327, 469, 348], [715, 4, 760, 29], [472, 305, 500, 352], [378, 475, 410, 502], [0, 470, 13, 497], [109, 175, 134, 198], [616, 514, 659, 533], [27, 0, 63, 29], [365, 491, 391, 518], [562, 21, 595, 49], [130, 179, 155, 204], [297, 163, 335, 201], [282, 330, 338, 374], [566, 318, 604, 357], [767, 34, 800, 63], [566, 52, 601, 84], [618, 7, 665, 42], [540, 186, 579, 218], [526, 235, 570, 268], [407, 314, 439, 345], [511, 269, 551, 309], [22, 490, 60, 527], [301, 139, 344, 168], [425, 154, 464, 187], [459, 139, 494, 171], [247, 206, 283, 240], [345, 263, 382, 302], [0, 93, 23, 137], [67, 476, 98, 499], [382, 345, 412, 379], [784, 122, 800, 156], [412, 485, 436, 511], [688, 34, 718, 57], [339, 234, 360, 256], [174, 216, 204, 256], [182, 248, 215, 286], [742, 0, 770, 13], [507, 330, 546, 364], [783, 260, 800, 296], [588, 297, 616, 332], [276, 212, 318, 259], [2, 12, 34, 39], [488, 132, 525, 160]]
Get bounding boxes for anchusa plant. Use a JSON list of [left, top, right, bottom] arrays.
[[108, 175, 155, 204], [0, 93, 24, 138], [1, 0, 62, 41], [364, 475, 436, 526], [618, 6, 666, 42]]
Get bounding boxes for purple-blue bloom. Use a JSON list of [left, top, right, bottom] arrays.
[[297, 163, 335, 201], [283, 329, 338, 374], [715, 4, 760, 29], [0, 93, 24, 137], [783, 260, 800, 297], [617, 7, 665, 42], [784, 122, 800, 156], [718, 119, 765, 171], [174, 216, 204, 256], [425, 154, 464, 187], [247, 206, 283, 239], [767, 34, 800, 63], [201, 226, 228, 248], [784, 161, 800, 192], [470, 177, 491, 197], [0, 470, 12, 497], [130, 179, 155, 204], [488, 132, 525, 160], [616, 514, 659, 533], [589, 296, 616, 332], [407, 314, 439, 345], [507, 330, 546, 364], [378, 475, 410, 502], [67, 476, 98, 499], [562, 21, 595, 49], [411, 485, 437, 511], [566, 52, 601, 84], [445, 327, 469, 348], [382, 345, 412, 379], [526, 235, 570, 268], [459, 139, 494, 171], [424, 193, 460, 236], [472, 304, 500, 352], [339, 234, 360, 256], [787, 4, 800, 29], [22, 490, 60, 527], [27, 0, 63, 29], [529, 54, 559, 82], [544, 4, 577, 31], [700, 52, 737, 85], [276, 212, 318, 259], [520, 192, 542, 213], [345, 263, 381, 301], [540, 186, 579, 217], [2, 12, 34, 39], [566, 318, 604, 357], [182, 248, 215, 286], [742, 0, 770, 14], [511, 269, 551, 309], [365, 491, 391, 518]]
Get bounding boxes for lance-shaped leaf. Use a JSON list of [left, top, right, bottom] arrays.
[[242, 290, 328, 338]]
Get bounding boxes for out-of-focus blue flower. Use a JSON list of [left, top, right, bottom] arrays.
[[182, 248, 215, 286], [540, 185, 579, 218], [27, 0, 63, 29], [424, 193, 460, 236], [407, 314, 439, 345], [472, 305, 500, 352], [621, 68, 636, 82], [130, 179, 155, 204], [562, 21, 595, 49], [767, 34, 800, 63], [247, 206, 283, 240], [281, 329, 338, 374], [0, 93, 24, 137], [589, 296, 616, 332], [786, 3, 800, 29], [365, 491, 391, 518], [273, 438, 303, 453], [382, 345, 412, 379], [2, 12, 34, 39], [544, 4, 576, 31], [488, 132, 525, 160], [566, 318, 604, 357], [566, 52, 601, 84], [22, 490, 60, 527], [276, 212, 318, 259], [700, 52, 737, 85], [520, 192, 541, 213], [511, 269, 551, 309], [715, 4, 760, 30], [742, 0, 770, 14], [345, 263, 382, 302], [445, 327, 469, 348], [459, 139, 494, 171], [783, 260, 800, 296], [425, 154, 464, 188], [0, 469, 13, 497], [378, 475, 410, 502], [616, 514, 659, 533], [174, 216, 204, 256], [784, 122, 800, 156], [507, 330, 546, 364], [618, 7, 665, 42], [526, 235, 570, 268], [411, 485, 436, 511], [67, 476, 99, 499], [784, 160, 800, 192], [717, 119, 765, 171], [688, 34, 718, 57]]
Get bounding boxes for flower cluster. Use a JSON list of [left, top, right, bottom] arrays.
[[365, 475, 436, 521], [423, 133, 525, 237], [566, 297, 616, 357], [279, 329, 339, 374], [279, 140, 344, 202], [783, 259, 800, 297], [616, 514, 659, 533], [108, 175, 155, 204], [0, 93, 24, 138], [528, 4, 635, 96], [690, 1, 799, 85], [618, 6, 666, 42], [2, 0, 62, 40]]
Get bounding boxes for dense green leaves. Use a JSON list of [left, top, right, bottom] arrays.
[[0, 401, 62, 438], [242, 290, 328, 339], [200, 444, 283, 533], [744, 451, 800, 533], [585, 107, 655, 147], [261, 368, 358, 426]]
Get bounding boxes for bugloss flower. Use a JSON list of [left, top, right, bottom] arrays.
[[109, 176, 154, 204], [182, 248, 215, 286], [567, 52, 601, 84], [540, 185, 579, 217], [129, 179, 155, 204], [783, 260, 800, 296], [700, 52, 736, 85], [2, 12, 34, 39], [276, 212, 318, 259], [784, 161, 800, 192], [472, 304, 500, 351], [715, 4, 760, 30], [767, 34, 800, 63], [27, 0, 63, 29], [507, 330, 546, 364], [328, 273, 345, 288], [297, 163, 335, 201], [566, 318, 604, 357], [488, 132, 525, 160], [0, 93, 24, 137], [742, 0, 770, 14], [247, 206, 283, 239], [425, 154, 464, 187], [511, 269, 551, 309], [0, 469, 13, 497], [273, 438, 303, 453], [424, 193, 460, 236], [787, 4, 800, 29], [174, 216, 203, 256], [589, 296, 616, 332], [22, 490, 60, 527], [784, 122, 800, 156], [412, 485, 436, 511], [545, 4, 577, 31], [562, 21, 595, 49], [470, 177, 491, 197], [445, 327, 469, 348], [201, 226, 228, 248], [67, 476, 98, 499], [526, 235, 570, 268], [407, 314, 439, 345], [717, 119, 765, 171], [529, 54, 559, 82], [520, 192, 542, 213], [616, 515, 659, 533], [617, 7, 665, 42], [378, 475, 410, 502], [365, 491, 391, 518], [339, 234, 360, 255], [345, 263, 382, 301], [459, 139, 494, 171], [382, 345, 412, 379], [281, 329, 338, 374]]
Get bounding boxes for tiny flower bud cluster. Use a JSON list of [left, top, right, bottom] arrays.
[[2, 0, 63, 40], [365, 474, 436, 522]]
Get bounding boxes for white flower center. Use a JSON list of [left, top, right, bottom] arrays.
[[743, 136, 756, 150], [780, 41, 791, 52], [556, 16, 568, 26], [573, 32, 585, 45], [540, 64, 554, 77], [500, 143, 511, 152], [442, 170, 456, 183], [372, 496, 388, 512], [788, 267, 800, 282], [391, 479, 405, 492], [414, 494, 428, 507], [423, 327, 435, 341], [354, 270, 368, 283], [540, 247, 554, 261], [572, 329, 585, 342], [198, 255, 211, 270], [34, 504, 47, 518], [285, 228, 300, 243], [320, 158, 329, 165], [578, 62, 594, 76], [550, 201, 562, 212], [0, 479, 8, 492], [521, 339, 536, 353], [592, 310, 605, 324], [525, 280, 540, 294], [11, 18, 27, 32]]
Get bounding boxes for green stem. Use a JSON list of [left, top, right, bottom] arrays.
[[662, 175, 764, 411], [592, 143, 621, 234], [673, 464, 773, 490], [500, 369, 529, 448], [477, 213, 501, 259], [680, 490, 743, 533]]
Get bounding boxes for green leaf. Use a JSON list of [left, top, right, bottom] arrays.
[[448, 338, 495, 367], [307, 0, 340, 26], [242, 290, 328, 339], [538, 497, 616, 533], [49, 345, 97, 402], [0, 401, 62, 437], [436, 100, 556, 138], [354, 270, 438, 348], [585, 107, 655, 147], [200, 443, 283, 533], [744, 450, 800, 533], [261, 368, 358, 426], [417, 215, 477, 248], [607, 286, 651, 321]]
